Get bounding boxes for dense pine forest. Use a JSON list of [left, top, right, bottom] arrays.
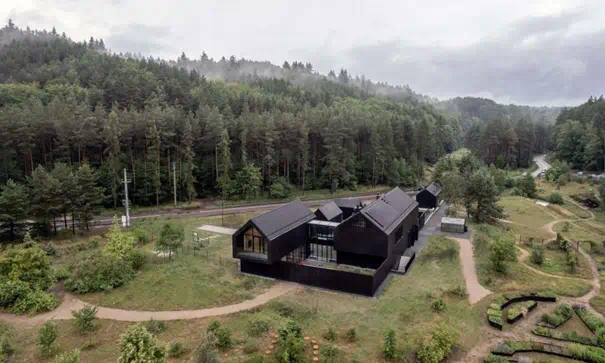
[[2, 20, 598, 239]]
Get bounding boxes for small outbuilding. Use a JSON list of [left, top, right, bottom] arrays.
[[416, 182, 441, 209], [334, 198, 364, 219], [315, 201, 343, 223], [440, 217, 466, 234]]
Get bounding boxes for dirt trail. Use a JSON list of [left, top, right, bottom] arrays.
[[449, 237, 492, 304], [0, 282, 300, 327]]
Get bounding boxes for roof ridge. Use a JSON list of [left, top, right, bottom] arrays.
[[251, 199, 304, 221]]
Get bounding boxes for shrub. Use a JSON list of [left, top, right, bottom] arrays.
[[53, 349, 80, 363], [483, 355, 509, 363], [597, 328, 605, 349], [103, 218, 138, 268], [504, 177, 515, 189], [269, 177, 293, 199], [190, 332, 219, 363], [487, 308, 503, 329], [207, 321, 221, 334], [320, 344, 341, 363], [117, 324, 165, 363], [37, 321, 58, 356], [71, 305, 98, 340], [448, 284, 468, 298], [530, 245, 545, 265], [64, 253, 135, 294], [548, 192, 564, 205], [323, 328, 337, 342], [215, 327, 232, 351], [417, 326, 458, 363], [54, 267, 70, 281], [0, 279, 31, 307], [0, 242, 54, 291], [131, 227, 149, 246], [11, 290, 58, 315], [130, 250, 147, 271], [567, 250, 578, 273], [431, 299, 446, 312], [383, 329, 397, 360], [489, 235, 518, 273], [246, 316, 271, 337], [145, 319, 167, 335], [346, 328, 357, 342], [278, 320, 302, 342], [541, 304, 573, 327], [156, 223, 184, 259], [244, 356, 265, 363], [243, 339, 259, 354], [277, 331, 305, 363], [88, 236, 102, 248], [167, 342, 185, 358], [557, 233, 571, 251]]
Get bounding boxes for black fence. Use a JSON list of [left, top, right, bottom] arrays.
[[241, 259, 393, 297]]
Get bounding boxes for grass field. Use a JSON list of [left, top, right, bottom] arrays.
[[554, 220, 605, 243], [525, 244, 593, 280], [7, 235, 482, 363], [499, 196, 557, 227], [472, 224, 592, 297]]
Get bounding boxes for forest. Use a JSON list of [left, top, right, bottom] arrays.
[[0, 20, 589, 238]]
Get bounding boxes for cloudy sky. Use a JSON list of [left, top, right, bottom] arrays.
[[2, 0, 604, 106]]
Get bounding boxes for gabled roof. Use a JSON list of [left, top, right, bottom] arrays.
[[423, 182, 441, 197], [361, 187, 418, 234], [317, 201, 343, 221], [334, 197, 364, 209], [250, 200, 315, 240]]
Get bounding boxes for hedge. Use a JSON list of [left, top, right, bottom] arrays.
[[507, 300, 537, 324], [493, 340, 605, 363], [539, 303, 574, 328], [488, 306, 503, 330], [574, 305, 605, 333]]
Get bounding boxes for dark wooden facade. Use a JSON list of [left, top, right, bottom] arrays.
[[416, 182, 441, 209]]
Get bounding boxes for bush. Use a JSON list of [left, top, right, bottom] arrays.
[[0, 279, 31, 307], [144, 319, 167, 335], [483, 355, 509, 363], [489, 235, 518, 273], [269, 177, 293, 199], [11, 290, 58, 315], [117, 324, 165, 363], [431, 299, 446, 312], [131, 227, 149, 246], [88, 236, 102, 248], [54, 267, 70, 281], [320, 344, 341, 363], [530, 245, 545, 265], [346, 328, 357, 342], [504, 177, 515, 189], [548, 192, 564, 205], [130, 250, 147, 271], [448, 284, 468, 298], [278, 320, 302, 342], [71, 305, 98, 337], [243, 339, 259, 354], [207, 321, 221, 334], [0, 242, 54, 291], [190, 332, 219, 363], [323, 328, 337, 342], [53, 349, 80, 363], [541, 304, 573, 327], [277, 331, 305, 363], [64, 253, 135, 294], [215, 327, 232, 351], [567, 250, 578, 273], [37, 321, 58, 356], [246, 316, 271, 337], [244, 356, 265, 363], [416, 326, 458, 363], [167, 342, 185, 358], [383, 329, 397, 360]]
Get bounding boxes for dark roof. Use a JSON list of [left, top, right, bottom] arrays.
[[334, 197, 363, 209], [250, 200, 315, 240], [423, 182, 441, 196], [317, 201, 343, 221], [361, 188, 418, 234]]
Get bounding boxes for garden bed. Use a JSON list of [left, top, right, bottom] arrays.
[[492, 340, 605, 362], [539, 303, 574, 328], [532, 326, 597, 347], [487, 292, 557, 330], [507, 300, 537, 324], [574, 305, 605, 333]]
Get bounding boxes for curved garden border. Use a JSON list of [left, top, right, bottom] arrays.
[[487, 292, 557, 330]]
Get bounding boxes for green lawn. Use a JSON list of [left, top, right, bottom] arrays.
[[499, 196, 557, 227], [472, 224, 592, 297], [555, 220, 605, 243], [7, 235, 483, 363]]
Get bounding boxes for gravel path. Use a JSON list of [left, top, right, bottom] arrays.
[[449, 237, 492, 304]]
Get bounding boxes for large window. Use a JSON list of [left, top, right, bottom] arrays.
[[243, 226, 267, 255], [309, 224, 335, 241]]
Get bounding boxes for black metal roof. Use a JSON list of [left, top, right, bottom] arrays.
[[335, 197, 364, 209], [317, 201, 343, 221], [361, 187, 418, 234], [250, 200, 315, 240], [424, 182, 441, 196]]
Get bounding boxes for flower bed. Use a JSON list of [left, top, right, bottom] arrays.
[[539, 303, 574, 328], [487, 292, 556, 330], [507, 300, 537, 324], [532, 326, 598, 347], [492, 340, 605, 362], [574, 305, 605, 333]]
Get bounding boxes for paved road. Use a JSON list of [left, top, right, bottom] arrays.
[[532, 154, 551, 178]]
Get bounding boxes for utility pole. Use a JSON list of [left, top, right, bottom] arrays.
[[173, 162, 177, 207], [123, 168, 130, 227]]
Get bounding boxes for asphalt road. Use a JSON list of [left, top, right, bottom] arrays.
[[532, 154, 551, 178]]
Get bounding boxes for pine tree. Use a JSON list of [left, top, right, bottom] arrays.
[[50, 163, 78, 232], [103, 111, 122, 208], [218, 129, 232, 191], [181, 118, 196, 202], [29, 166, 57, 236], [0, 179, 30, 240], [146, 123, 162, 206], [75, 164, 104, 230]]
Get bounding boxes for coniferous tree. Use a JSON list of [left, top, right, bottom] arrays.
[[0, 179, 30, 240], [75, 164, 104, 230]]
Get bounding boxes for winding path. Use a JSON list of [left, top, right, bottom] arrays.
[[450, 237, 492, 304], [0, 282, 300, 327]]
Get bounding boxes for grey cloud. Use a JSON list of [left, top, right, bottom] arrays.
[[330, 10, 605, 105], [105, 23, 176, 56]]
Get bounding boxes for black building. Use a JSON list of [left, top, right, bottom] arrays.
[[334, 198, 363, 219], [314, 201, 343, 222], [232, 188, 419, 296], [416, 182, 441, 209]]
